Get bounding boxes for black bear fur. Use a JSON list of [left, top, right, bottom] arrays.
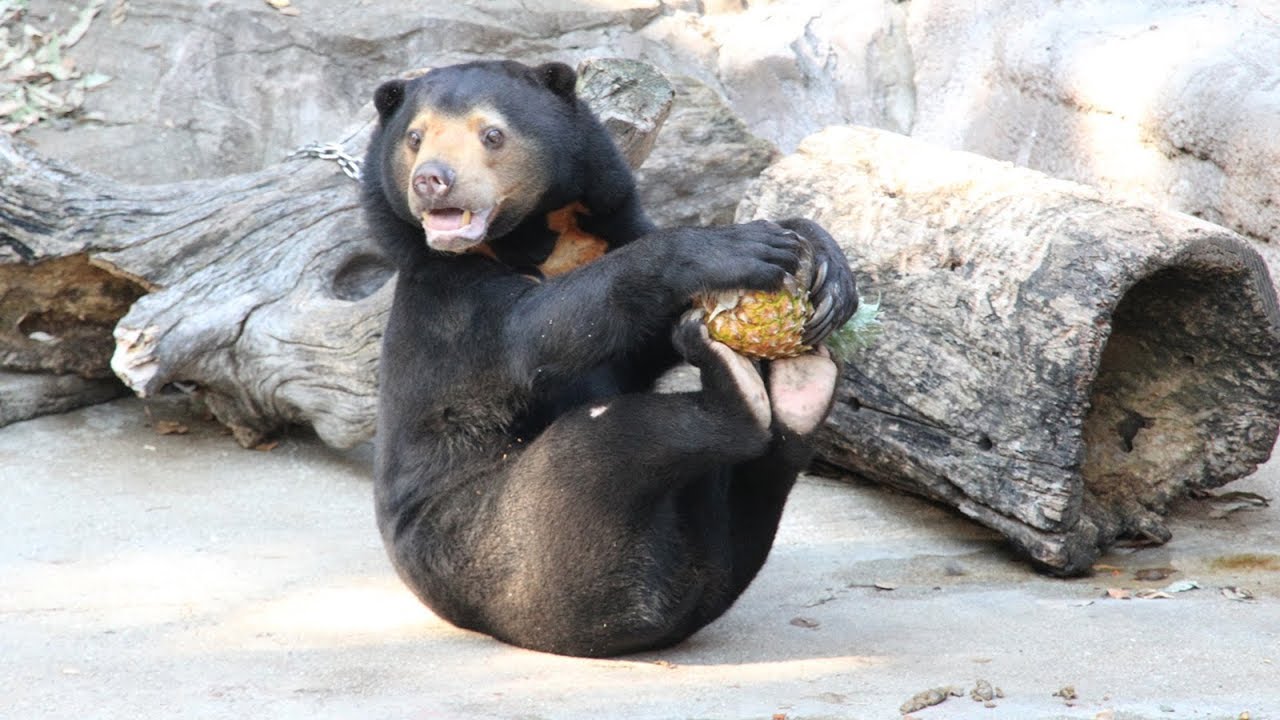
[[362, 60, 858, 657]]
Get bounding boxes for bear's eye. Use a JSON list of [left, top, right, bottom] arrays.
[[406, 130, 423, 152], [482, 127, 505, 149]]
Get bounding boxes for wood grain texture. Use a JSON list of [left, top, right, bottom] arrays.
[[739, 126, 1280, 574]]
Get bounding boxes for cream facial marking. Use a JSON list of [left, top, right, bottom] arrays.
[[400, 104, 518, 253]]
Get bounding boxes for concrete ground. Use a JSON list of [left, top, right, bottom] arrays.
[[2, 396, 1277, 720]]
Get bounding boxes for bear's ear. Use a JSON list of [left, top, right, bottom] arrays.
[[374, 79, 408, 120], [534, 62, 577, 102]]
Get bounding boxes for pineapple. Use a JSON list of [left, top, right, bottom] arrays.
[[696, 240, 816, 360], [695, 239, 883, 361], [698, 275, 814, 360]]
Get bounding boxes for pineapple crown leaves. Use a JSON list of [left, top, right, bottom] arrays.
[[825, 295, 883, 361]]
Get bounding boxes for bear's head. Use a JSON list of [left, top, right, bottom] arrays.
[[364, 60, 589, 257]]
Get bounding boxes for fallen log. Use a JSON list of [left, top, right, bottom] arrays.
[[0, 58, 673, 447], [739, 126, 1280, 574]]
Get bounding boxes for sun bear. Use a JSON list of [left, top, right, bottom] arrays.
[[362, 59, 859, 657]]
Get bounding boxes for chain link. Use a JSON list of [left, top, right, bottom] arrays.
[[287, 141, 363, 181]]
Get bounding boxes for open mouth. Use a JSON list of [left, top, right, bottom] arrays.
[[421, 207, 493, 253]]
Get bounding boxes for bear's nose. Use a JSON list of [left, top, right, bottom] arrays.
[[413, 162, 456, 199]]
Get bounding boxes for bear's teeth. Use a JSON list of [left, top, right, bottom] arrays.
[[423, 209, 466, 230]]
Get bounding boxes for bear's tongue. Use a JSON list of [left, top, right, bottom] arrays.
[[424, 208, 472, 231]]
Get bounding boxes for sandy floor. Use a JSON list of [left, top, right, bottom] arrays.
[[2, 396, 1277, 719]]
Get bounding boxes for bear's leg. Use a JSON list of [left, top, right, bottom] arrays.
[[516, 312, 777, 494], [487, 317, 837, 656], [483, 318, 794, 655], [717, 349, 840, 597]]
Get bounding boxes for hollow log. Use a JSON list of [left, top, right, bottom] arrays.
[[739, 126, 1280, 574], [0, 58, 673, 447]]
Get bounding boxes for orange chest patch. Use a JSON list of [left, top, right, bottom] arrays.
[[538, 202, 609, 277], [464, 202, 609, 277]]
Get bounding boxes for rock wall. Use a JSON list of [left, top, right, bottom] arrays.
[[904, 0, 1280, 247], [24, 0, 1278, 252], [650, 0, 1280, 249], [23, 0, 663, 181]]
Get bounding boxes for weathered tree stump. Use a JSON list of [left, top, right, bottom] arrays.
[[739, 126, 1280, 574], [0, 58, 673, 447]]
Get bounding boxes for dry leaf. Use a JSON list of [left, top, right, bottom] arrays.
[[969, 679, 995, 702], [1212, 490, 1271, 505], [900, 686, 960, 714], [153, 419, 189, 435], [265, 0, 300, 14], [1133, 589, 1172, 600], [1164, 580, 1201, 593], [62, 0, 104, 48], [111, 0, 129, 26], [789, 616, 819, 629], [1221, 586, 1255, 602], [1, 0, 110, 132], [1053, 685, 1078, 701], [1105, 588, 1131, 600], [873, 581, 897, 591], [1210, 502, 1267, 519], [1207, 491, 1271, 519], [253, 440, 280, 452]]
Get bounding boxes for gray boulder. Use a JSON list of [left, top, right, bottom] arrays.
[[637, 74, 777, 228], [905, 0, 1280, 246]]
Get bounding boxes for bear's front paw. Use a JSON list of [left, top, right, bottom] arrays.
[[676, 221, 802, 295], [775, 218, 859, 347]]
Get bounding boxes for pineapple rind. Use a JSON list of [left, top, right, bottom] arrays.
[[699, 281, 814, 360]]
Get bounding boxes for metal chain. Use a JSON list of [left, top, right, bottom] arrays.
[[287, 141, 363, 182]]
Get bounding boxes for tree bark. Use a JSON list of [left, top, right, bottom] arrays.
[[739, 126, 1280, 574], [0, 58, 673, 447]]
